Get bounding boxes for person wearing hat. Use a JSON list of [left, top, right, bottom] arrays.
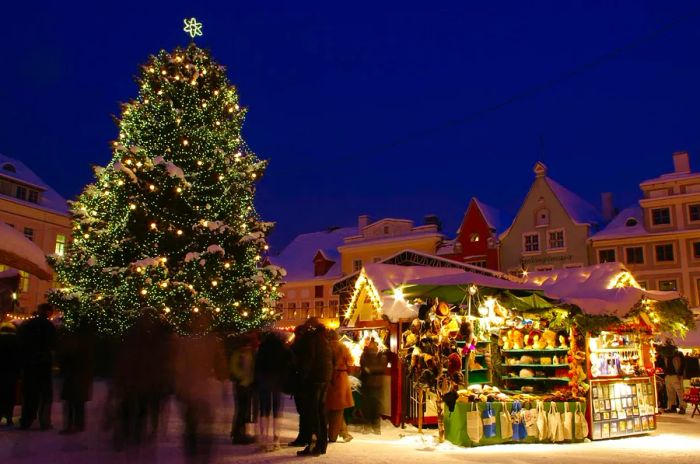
[[0, 322, 20, 426]]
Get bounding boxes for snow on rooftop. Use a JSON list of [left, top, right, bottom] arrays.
[[0, 154, 69, 215], [591, 205, 645, 240], [640, 171, 700, 186], [269, 226, 357, 282], [473, 198, 505, 232], [545, 176, 603, 226], [0, 221, 52, 280]]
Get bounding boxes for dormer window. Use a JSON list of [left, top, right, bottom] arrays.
[[15, 186, 27, 201], [2, 163, 16, 173], [536, 208, 550, 227], [469, 233, 480, 242], [625, 217, 638, 227]]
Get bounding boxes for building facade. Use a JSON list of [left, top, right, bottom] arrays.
[[438, 197, 505, 270], [0, 155, 71, 313], [590, 151, 700, 307], [500, 162, 603, 274]]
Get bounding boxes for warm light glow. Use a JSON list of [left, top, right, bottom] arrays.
[[393, 287, 404, 301], [177, 230, 183, 235]]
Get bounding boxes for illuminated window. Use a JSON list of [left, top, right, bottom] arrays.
[[19, 270, 29, 292], [302, 301, 310, 318], [329, 300, 339, 316], [470, 233, 480, 242], [55, 234, 66, 256], [315, 300, 324, 317], [288, 302, 297, 318]]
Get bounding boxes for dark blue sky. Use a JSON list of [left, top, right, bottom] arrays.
[[2, 1, 700, 250]]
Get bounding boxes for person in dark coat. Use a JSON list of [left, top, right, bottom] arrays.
[[296, 318, 333, 456], [288, 322, 311, 447], [57, 319, 95, 434], [359, 338, 387, 434], [0, 322, 20, 425], [18, 303, 57, 430], [228, 332, 256, 445], [254, 330, 292, 451]]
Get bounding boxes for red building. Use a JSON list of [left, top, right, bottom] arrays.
[[438, 197, 504, 270]]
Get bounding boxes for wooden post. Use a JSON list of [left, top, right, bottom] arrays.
[[417, 387, 424, 433]]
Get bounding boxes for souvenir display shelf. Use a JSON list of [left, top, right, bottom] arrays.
[[501, 348, 571, 391], [588, 376, 656, 440], [465, 339, 492, 385]]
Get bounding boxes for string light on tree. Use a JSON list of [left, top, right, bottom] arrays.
[[47, 19, 284, 336]]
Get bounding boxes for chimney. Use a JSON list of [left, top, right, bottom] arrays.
[[358, 215, 371, 230], [673, 151, 690, 174], [601, 192, 614, 222], [424, 214, 442, 231]]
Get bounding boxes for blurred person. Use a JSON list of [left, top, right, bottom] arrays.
[[0, 322, 20, 426], [57, 318, 95, 434], [229, 332, 256, 444], [665, 348, 687, 414], [173, 313, 227, 462], [110, 310, 173, 449], [288, 322, 311, 447], [254, 330, 292, 451], [296, 318, 333, 456], [326, 330, 354, 443], [359, 338, 387, 434], [18, 303, 57, 430]]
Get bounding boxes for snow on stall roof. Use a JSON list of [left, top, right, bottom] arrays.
[[0, 221, 53, 280], [362, 263, 466, 322], [269, 226, 357, 282], [0, 154, 69, 215], [545, 176, 603, 226], [404, 269, 533, 291], [591, 205, 644, 240], [522, 262, 679, 317]]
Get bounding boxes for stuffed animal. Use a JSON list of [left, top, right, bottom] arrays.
[[542, 329, 557, 349], [512, 329, 524, 350]]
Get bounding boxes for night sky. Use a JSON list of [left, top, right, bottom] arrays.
[[3, 1, 700, 250]]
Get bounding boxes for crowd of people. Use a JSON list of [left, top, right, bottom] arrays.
[[0, 307, 390, 460]]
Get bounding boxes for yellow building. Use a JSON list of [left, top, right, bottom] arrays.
[[338, 215, 444, 275], [590, 151, 700, 308], [0, 154, 71, 313], [272, 215, 445, 326]]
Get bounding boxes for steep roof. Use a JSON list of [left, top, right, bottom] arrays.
[[590, 205, 644, 241], [269, 226, 357, 282], [0, 154, 69, 215], [472, 198, 505, 232], [545, 176, 603, 227]]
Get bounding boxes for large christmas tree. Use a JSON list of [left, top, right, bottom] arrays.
[[49, 19, 284, 335]]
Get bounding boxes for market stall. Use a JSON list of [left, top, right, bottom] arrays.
[[400, 262, 693, 446]]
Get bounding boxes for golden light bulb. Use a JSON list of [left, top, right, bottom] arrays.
[[202, 102, 207, 108], [242, 311, 248, 317], [211, 280, 218, 286], [176, 118, 181, 124], [251, 173, 257, 179], [254, 255, 261, 261], [234, 301, 240, 307], [141, 289, 147, 295], [161, 69, 167, 75], [202, 220, 208, 227], [157, 90, 163, 95], [164, 306, 171, 313], [144, 99, 149, 104], [117, 180, 124, 186], [160, 257, 167, 263], [136, 266, 142, 272], [215, 121, 221, 126], [262, 285, 267, 290], [136, 161, 143, 167], [214, 90, 219, 96], [183, 139, 189, 146], [161, 282, 168, 288], [176, 187, 182, 193], [197, 160, 203, 166], [218, 175, 224, 181], [150, 223, 157, 229], [83, 233, 89, 239], [193, 307, 199, 313], [224, 262, 230, 269], [264, 245, 269, 250], [174, 75, 181, 81], [149, 184, 155, 191], [129, 204, 136, 210], [228, 107, 234, 113], [125, 159, 132, 165], [177, 230, 183, 235], [202, 68, 207, 75], [148, 67, 155, 73], [188, 284, 194, 290], [215, 307, 221, 313]]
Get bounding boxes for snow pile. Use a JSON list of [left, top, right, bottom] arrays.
[[206, 245, 225, 255], [130, 257, 162, 268], [153, 156, 186, 181], [112, 161, 138, 183], [184, 252, 201, 263]]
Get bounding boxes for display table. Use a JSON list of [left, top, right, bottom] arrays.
[[444, 401, 586, 447]]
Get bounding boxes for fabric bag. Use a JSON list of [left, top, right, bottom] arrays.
[[548, 401, 564, 443], [574, 401, 589, 440], [500, 402, 513, 440], [523, 403, 539, 437], [466, 402, 483, 443], [482, 402, 496, 438], [562, 402, 574, 440], [535, 400, 548, 441], [511, 400, 527, 441]]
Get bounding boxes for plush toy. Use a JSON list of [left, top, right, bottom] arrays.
[[542, 329, 557, 349], [512, 329, 524, 350]]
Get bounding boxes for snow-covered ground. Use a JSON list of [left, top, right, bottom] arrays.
[[1, 380, 699, 463]]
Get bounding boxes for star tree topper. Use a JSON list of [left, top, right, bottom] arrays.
[[183, 17, 203, 38]]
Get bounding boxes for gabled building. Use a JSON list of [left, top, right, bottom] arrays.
[[337, 215, 445, 275], [590, 151, 700, 307], [499, 161, 604, 274], [270, 226, 357, 325], [0, 154, 71, 313], [438, 197, 506, 270]]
